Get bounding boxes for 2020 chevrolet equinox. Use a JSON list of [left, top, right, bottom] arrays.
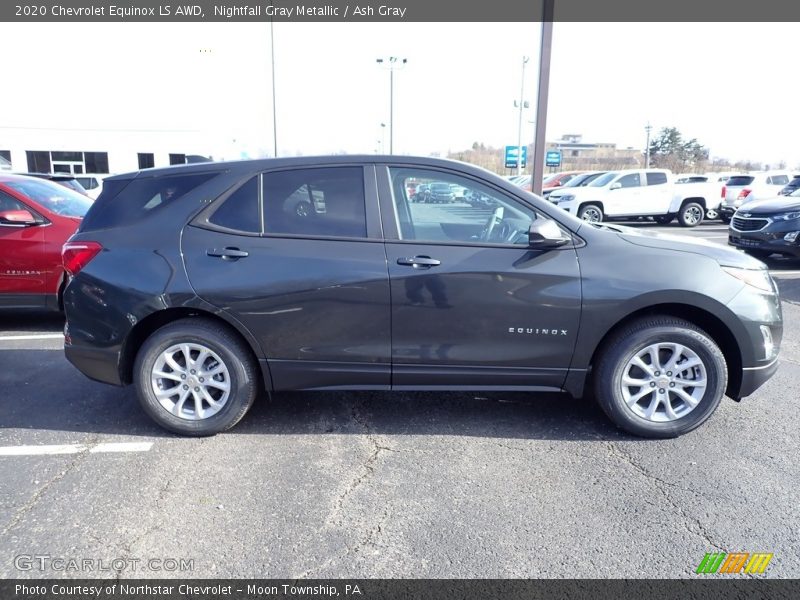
[[62, 156, 782, 438]]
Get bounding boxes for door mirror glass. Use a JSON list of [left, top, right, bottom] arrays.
[[528, 219, 569, 248], [0, 209, 38, 226], [609, 182, 622, 190]]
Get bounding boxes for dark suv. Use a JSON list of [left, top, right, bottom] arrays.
[[62, 156, 782, 438], [728, 190, 800, 259]]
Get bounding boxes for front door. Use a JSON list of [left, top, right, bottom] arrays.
[[379, 166, 582, 389], [0, 190, 46, 306], [182, 166, 391, 390]]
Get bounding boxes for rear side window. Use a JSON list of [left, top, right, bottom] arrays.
[[646, 172, 668, 186], [208, 176, 260, 233], [81, 172, 218, 230], [262, 167, 366, 238], [727, 176, 754, 186]]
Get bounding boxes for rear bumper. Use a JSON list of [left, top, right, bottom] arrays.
[[64, 343, 124, 386]]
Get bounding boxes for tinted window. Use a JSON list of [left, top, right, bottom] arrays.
[[81, 172, 218, 230], [262, 167, 366, 238], [646, 172, 668, 186], [727, 176, 754, 186], [208, 176, 260, 233], [390, 168, 539, 245], [618, 173, 641, 188], [0, 190, 26, 213]]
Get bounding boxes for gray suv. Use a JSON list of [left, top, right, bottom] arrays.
[[62, 156, 782, 438]]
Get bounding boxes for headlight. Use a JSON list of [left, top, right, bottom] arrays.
[[722, 267, 775, 293], [773, 211, 800, 221], [557, 194, 575, 203]]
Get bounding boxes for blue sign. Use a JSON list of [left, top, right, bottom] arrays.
[[505, 145, 527, 169], [545, 150, 562, 167]]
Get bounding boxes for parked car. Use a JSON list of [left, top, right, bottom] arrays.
[[0, 173, 92, 310], [16, 172, 91, 197], [74, 173, 109, 200], [778, 175, 800, 196], [62, 156, 781, 439], [719, 171, 792, 222], [674, 173, 728, 220], [728, 190, 800, 260], [544, 171, 607, 202], [537, 171, 584, 194]]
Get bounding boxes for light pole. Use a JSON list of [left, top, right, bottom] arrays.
[[376, 57, 407, 154], [516, 56, 530, 176], [380, 122, 386, 154], [644, 122, 653, 168], [269, 2, 278, 157]]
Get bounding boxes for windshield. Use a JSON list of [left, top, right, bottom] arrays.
[[589, 172, 618, 187], [5, 178, 93, 217]]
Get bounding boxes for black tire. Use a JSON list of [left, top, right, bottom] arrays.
[[653, 214, 673, 225], [134, 318, 259, 436], [678, 202, 704, 227], [720, 214, 732, 224], [578, 203, 604, 223], [594, 317, 727, 438]]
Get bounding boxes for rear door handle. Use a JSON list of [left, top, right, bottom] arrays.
[[397, 256, 441, 268], [207, 247, 249, 260]]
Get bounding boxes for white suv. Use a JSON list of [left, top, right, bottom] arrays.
[[719, 171, 791, 222], [74, 174, 109, 200]]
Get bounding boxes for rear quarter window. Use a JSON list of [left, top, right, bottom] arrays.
[[81, 172, 219, 231]]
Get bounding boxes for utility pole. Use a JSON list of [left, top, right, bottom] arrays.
[[531, 0, 554, 196], [644, 122, 653, 168], [376, 57, 407, 155], [516, 56, 530, 176]]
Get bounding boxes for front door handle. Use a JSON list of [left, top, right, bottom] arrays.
[[397, 256, 441, 268], [207, 247, 249, 260]]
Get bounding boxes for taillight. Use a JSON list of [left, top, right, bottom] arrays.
[[721, 185, 726, 198], [738, 188, 752, 199], [62, 241, 102, 276]]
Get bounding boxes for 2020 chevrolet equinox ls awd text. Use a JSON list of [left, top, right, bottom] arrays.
[[61, 156, 782, 438]]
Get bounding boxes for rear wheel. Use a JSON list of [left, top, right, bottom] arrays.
[[720, 214, 732, 224], [594, 317, 727, 438], [678, 202, 704, 227], [578, 204, 603, 223], [134, 318, 259, 436]]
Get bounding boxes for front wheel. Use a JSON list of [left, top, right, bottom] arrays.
[[594, 317, 727, 438], [134, 318, 259, 436], [578, 203, 604, 223], [678, 202, 704, 227]]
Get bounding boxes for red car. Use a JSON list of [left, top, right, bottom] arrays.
[[0, 174, 92, 310]]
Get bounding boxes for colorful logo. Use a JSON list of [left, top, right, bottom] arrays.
[[696, 552, 773, 574]]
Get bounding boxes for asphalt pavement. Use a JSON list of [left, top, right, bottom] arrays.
[[1, 221, 798, 579]]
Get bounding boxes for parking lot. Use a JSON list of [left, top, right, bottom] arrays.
[[1, 220, 799, 579]]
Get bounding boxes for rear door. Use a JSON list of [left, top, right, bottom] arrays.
[[0, 188, 46, 305], [182, 165, 392, 391]]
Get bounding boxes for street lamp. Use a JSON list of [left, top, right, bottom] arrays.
[[644, 122, 653, 168], [376, 57, 407, 154], [515, 56, 530, 176]]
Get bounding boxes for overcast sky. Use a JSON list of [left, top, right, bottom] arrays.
[[1, 21, 797, 167]]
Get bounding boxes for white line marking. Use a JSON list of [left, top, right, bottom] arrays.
[[0, 333, 64, 341], [0, 442, 153, 456]]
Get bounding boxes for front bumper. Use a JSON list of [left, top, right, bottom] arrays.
[[728, 218, 800, 257], [738, 358, 780, 398]]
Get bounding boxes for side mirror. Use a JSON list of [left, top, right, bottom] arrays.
[[528, 219, 570, 248], [609, 182, 622, 190], [0, 209, 38, 226]]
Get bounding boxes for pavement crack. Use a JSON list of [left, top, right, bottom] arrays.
[[605, 441, 725, 552], [0, 436, 99, 539]]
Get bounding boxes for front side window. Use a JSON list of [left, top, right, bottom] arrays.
[[389, 168, 540, 245], [617, 173, 641, 188], [262, 167, 366, 238]]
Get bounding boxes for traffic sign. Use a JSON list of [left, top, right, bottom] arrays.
[[545, 150, 562, 167], [505, 145, 527, 169]]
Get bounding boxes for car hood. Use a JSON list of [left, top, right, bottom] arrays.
[[595, 224, 764, 269], [736, 196, 800, 214]]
